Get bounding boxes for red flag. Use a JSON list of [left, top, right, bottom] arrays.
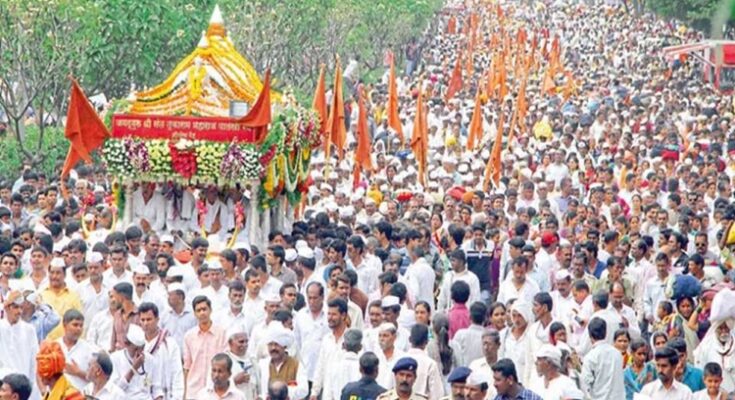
[[327, 58, 346, 160], [240, 69, 272, 143], [387, 57, 404, 145], [467, 87, 483, 151], [447, 15, 457, 35], [312, 64, 328, 138], [353, 87, 372, 188], [445, 51, 464, 102], [411, 82, 428, 187], [61, 79, 110, 179]]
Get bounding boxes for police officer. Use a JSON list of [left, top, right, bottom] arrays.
[[341, 352, 387, 400], [440, 367, 471, 400], [376, 357, 427, 400]]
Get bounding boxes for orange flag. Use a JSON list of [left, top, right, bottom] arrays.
[[543, 67, 556, 96], [240, 69, 272, 143], [61, 79, 110, 179], [562, 70, 578, 100], [387, 57, 403, 145], [484, 107, 504, 191], [445, 51, 464, 102], [353, 87, 372, 189], [410, 82, 428, 187], [447, 15, 457, 34], [312, 64, 328, 138], [467, 87, 483, 151], [327, 58, 346, 160]]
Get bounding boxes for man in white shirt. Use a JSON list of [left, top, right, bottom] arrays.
[[199, 260, 229, 313], [405, 246, 436, 308], [83, 352, 126, 400], [346, 235, 380, 295], [131, 183, 166, 234], [160, 283, 196, 350], [577, 291, 623, 356], [0, 291, 40, 400], [529, 344, 576, 400], [78, 252, 109, 322], [109, 324, 164, 400], [103, 246, 133, 288], [57, 309, 98, 391], [131, 261, 166, 312], [437, 249, 480, 312], [375, 322, 407, 390], [644, 253, 674, 326], [498, 256, 540, 305], [328, 329, 364, 400], [139, 302, 184, 400], [242, 269, 266, 326], [641, 345, 694, 400], [580, 318, 625, 400], [196, 353, 246, 400], [294, 282, 328, 385], [310, 298, 349, 400], [406, 324, 444, 400], [213, 280, 255, 336]]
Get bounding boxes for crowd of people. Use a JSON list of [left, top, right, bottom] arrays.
[[2, 0, 735, 400]]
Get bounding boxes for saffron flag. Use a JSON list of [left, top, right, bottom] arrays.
[[61, 79, 110, 179], [353, 87, 372, 188], [484, 107, 504, 191], [240, 69, 272, 143], [445, 51, 464, 102], [411, 82, 428, 187], [327, 58, 347, 160], [387, 57, 404, 145], [312, 64, 328, 138], [467, 87, 483, 151]]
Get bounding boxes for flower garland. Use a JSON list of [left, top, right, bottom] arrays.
[[147, 140, 173, 175], [196, 142, 227, 181], [170, 139, 198, 179], [102, 140, 133, 177], [127, 138, 151, 173]]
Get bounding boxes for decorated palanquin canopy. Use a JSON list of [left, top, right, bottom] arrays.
[[103, 5, 320, 210], [129, 5, 279, 117]]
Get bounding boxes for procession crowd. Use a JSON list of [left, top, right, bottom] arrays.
[[3, 0, 735, 400]]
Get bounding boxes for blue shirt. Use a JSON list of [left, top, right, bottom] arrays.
[[680, 363, 705, 393], [29, 304, 60, 342], [493, 387, 544, 400]]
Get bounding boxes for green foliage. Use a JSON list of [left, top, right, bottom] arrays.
[[0, 125, 68, 178], [647, 0, 730, 30]]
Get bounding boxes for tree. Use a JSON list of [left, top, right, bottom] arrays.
[[0, 0, 89, 166]]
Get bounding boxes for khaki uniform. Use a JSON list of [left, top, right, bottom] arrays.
[[377, 389, 428, 400]]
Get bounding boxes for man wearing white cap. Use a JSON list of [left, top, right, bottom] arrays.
[[0, 290, 39, 400], [110, 324, 164, 400], [549, 269, 576, 329], [375, 322, 408, 390], [247, 291, 286, 360], [77, 251, 109, 322], [198, 260, 229, 313], [139, 302, 184, 400], [257, 322, 307, 400], [463, 369, 495, 400], [529, 344, 577, 400], [131, 260, 166, 313]]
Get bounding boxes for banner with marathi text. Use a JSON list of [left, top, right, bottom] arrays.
[[111, 114, 258, 143]]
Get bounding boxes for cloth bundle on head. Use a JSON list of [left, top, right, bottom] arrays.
[[511, 301, 533, 325], [666, 274, 701, 301], [266, 322, 294, 348], [710, 288, 735, 322], [36, 341, 66, 378]]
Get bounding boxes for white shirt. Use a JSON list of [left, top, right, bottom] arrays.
[[640, 379, 694, 400], [110, 349, 163, 400], [329, 350, 362, 400], [644, 274, 671, 321], [0, 319, 39, 399], [195, 385, 246, 400], [242, 295, 266, 326], [78, 279, 110, 322], [102, 269, 133, 288], [57, 337, 98, 390], [293, 308, 328, 381], [82, 380, 126, 400], [405, 258, 436, 308], [349, 258, 380, 295], [86, 310, 114, 350], [199, 284, 230, 313], [529, 373, 577, 400], [131, 189, 166, 233], [436, 269, 481, 312], [145, 330, 185, 400], [311, 330, 346, 400], [580, 342, 625, 400], [406, 347, 445, 400], [213, 307, 256, 338], [451, 324, 486, 367], [259, 276, 283, 300], [161, 307, 197, 351], [376, 349, 407, 389], [497, 278, 540, 305]]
